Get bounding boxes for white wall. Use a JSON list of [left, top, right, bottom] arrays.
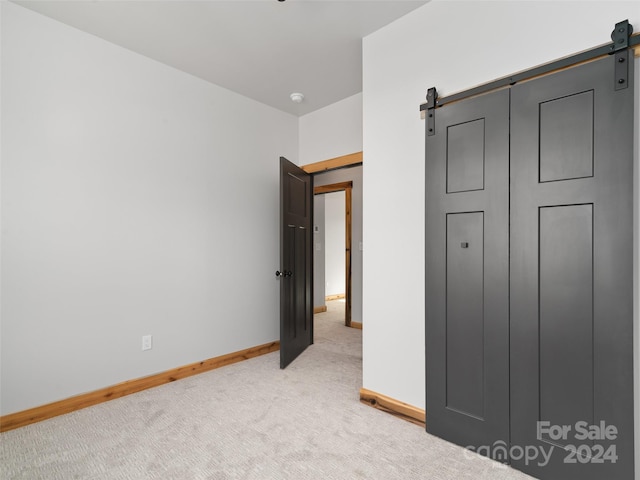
[[324, 191, 346, 297], [299, 92, 362, 165], [0, 2, 298, 416], [363, 4, 639, 473], [299, 94, 364, 323]]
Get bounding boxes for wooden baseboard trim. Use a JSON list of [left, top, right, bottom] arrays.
[[325, 294, 345, 301], [359, 387, 425, 427], [350, 322, 362, 329], [0, 341, 280, 433], [314, 306, 328, 314]]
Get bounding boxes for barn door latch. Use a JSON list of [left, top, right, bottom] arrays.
[[426, 87, 438, 136], [611, 20, 633, 91]]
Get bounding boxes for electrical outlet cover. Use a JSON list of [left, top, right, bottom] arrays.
[[142, 335, 152, 351]]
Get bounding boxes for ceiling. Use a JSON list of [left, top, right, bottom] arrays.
[[13, 0, 429, 116]]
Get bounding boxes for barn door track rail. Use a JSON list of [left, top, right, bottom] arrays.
[[421, 19, 638, 133]]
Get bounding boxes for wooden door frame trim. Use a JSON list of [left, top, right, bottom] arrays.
[[301, 152, 362, 174], [315, 181, 353, 195], [314, 181, 353, 328]]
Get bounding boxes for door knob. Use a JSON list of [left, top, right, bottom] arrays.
[[275, 270, 292, 277]]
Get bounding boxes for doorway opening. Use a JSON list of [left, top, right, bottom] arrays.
[[278, 153, 362, 369], [314, 181, 353, 327]]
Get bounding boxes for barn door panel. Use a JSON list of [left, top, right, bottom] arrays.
[[510, 55, 635, 480], [425, 89, 510, 456]]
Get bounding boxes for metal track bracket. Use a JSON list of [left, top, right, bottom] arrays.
[[611, 20, 633, 91], [426, 87, 438, 136]]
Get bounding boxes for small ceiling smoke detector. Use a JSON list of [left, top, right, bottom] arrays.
[[290, 92, 304, 104]]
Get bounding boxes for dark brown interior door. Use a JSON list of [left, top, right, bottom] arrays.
[[279, 157, 313, 369]]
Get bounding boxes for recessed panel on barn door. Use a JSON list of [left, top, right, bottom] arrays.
[[510, 56, 634, 480], [446, 212, 484, 420], [425, 89, 509, 454]]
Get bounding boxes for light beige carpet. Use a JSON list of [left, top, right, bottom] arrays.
[[1, 301, 534, 479]]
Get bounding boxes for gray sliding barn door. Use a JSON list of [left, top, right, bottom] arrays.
[[425, 54, 635, 480], [425, 89, 510, 456], [510, 55, 635, 479]]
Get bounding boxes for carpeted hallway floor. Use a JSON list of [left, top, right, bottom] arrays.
[[0, 301, 534, 479]]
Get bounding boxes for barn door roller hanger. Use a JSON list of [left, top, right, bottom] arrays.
[[421, 19, 637, 128], [613, 20, 632, 91]]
